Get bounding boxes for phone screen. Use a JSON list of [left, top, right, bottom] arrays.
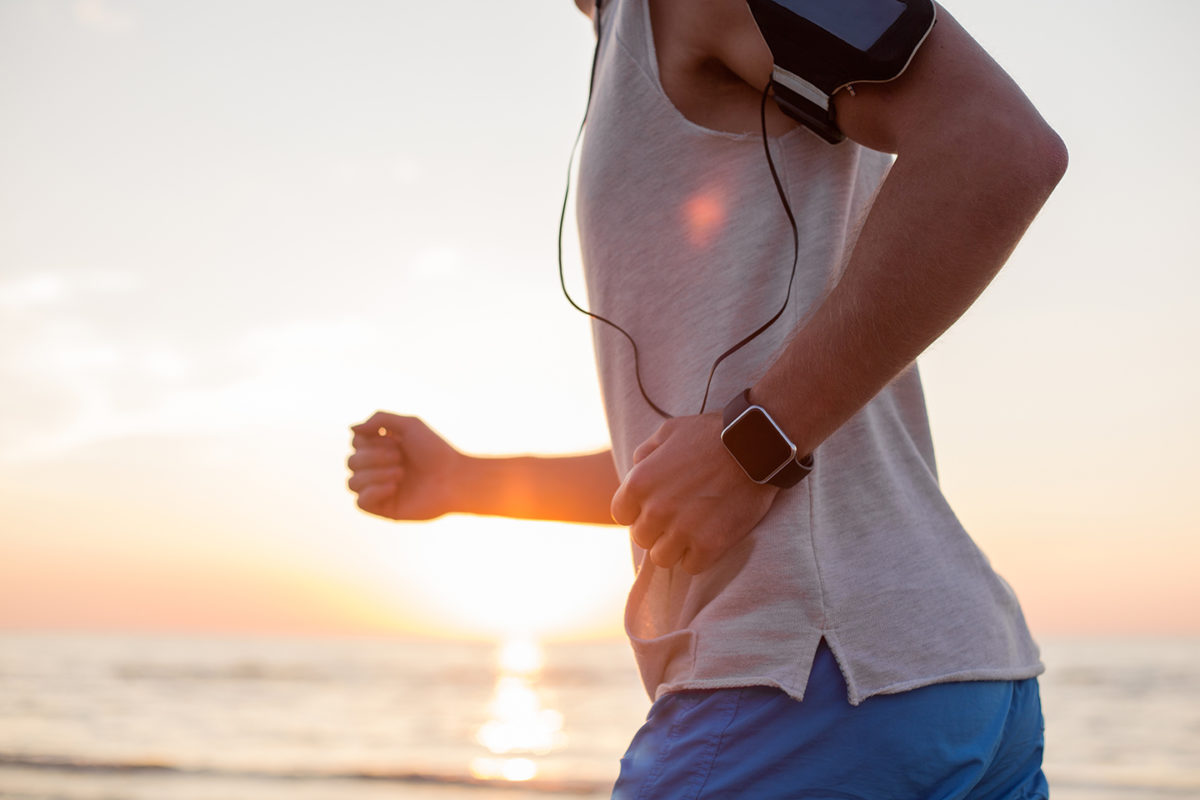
[[776, 0, 906, 50]]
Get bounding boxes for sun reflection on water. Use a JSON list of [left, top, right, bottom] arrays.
[[469, 637, 566, 783]]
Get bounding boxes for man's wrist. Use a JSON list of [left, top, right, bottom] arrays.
[[443, 451, 482, 516], [720, 389, 814, 488]]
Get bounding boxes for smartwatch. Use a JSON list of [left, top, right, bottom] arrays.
[[721, 389, 814, 488], [746, 0, 937, 143]]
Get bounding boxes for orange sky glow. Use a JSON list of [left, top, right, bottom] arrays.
[[1, 0, 1198, 643]]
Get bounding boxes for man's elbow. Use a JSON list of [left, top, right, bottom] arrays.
[[1043, 127, 1069, 190], [980, 90, 1069, 193], [1019, 118, 1069, 199], [925, 98, 1069, 210]]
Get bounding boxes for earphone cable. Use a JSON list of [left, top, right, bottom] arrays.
[[557, 0, 674, 420], [694, 84, 801, 414], [557, 1, 800, 420]]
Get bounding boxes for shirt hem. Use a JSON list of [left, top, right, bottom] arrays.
[[652, 660, 1046, 707]]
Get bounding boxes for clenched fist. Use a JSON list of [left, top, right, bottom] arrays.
[[347, 411, 464, 521]]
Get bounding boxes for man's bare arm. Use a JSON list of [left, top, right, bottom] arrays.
[[750, 7, 1068, 450], [348, 412, 620, 526], [612, 3, 1067, 573], [455, 449, 621, 524]]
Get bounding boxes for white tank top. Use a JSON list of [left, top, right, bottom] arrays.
[[576, 0, 1042, 704]]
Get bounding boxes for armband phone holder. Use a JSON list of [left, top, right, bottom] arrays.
[[747, 0, 937, 143]]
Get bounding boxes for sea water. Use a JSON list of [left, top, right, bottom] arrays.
[[0, 633, 1196, 799]]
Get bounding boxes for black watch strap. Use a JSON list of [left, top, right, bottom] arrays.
[[722, 390, 815, 489]]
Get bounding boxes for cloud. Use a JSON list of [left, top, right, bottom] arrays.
[[0, 314, 401, 464], [386, 156, 423, 186], [72, 0, 136, 34], [236, 318, 369, 370], [0, 270, 152, 454], [408, 245, 465, 283], [0, 250, 592, 465], [327, 155, 424, 188], [0, 274, 69, 308], [0, 270, 139, 310]]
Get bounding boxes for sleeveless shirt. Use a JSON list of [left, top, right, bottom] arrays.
[[575, 0, 1042, 705]]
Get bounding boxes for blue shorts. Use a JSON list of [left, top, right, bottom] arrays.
[[612, 642, 1047, 800]]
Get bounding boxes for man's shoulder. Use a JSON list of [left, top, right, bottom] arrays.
[[653, 0, 768, 73], [649, 0, 790, 136]]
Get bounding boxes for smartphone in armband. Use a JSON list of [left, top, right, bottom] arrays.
[[747, 0, 937, 143]]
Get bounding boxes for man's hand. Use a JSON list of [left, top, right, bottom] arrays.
[[610, 413, 779, 574], [347, 411, 464, 521], [348, 412, 622, 525]]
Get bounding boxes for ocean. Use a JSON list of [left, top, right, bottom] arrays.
[[0, 633, 1196, 799]]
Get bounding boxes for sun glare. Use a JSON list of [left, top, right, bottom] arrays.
[[469, 756, 538, 783], [372, 517, 629, 640], [469, 638, 566, 783], [498, 637, 544, 674], [683, 187, 728, 247]]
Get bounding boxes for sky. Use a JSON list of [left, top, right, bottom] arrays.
[[1, 0, 1197, 642]]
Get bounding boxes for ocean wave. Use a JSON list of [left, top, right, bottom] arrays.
[[112, 662, 330, 683], [5, 754, 1200, 797], [108, 661, 500, 688], [0, 753, 609, 795]]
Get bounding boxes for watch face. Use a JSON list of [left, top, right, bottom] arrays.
[[722, 408, 796, 483]]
